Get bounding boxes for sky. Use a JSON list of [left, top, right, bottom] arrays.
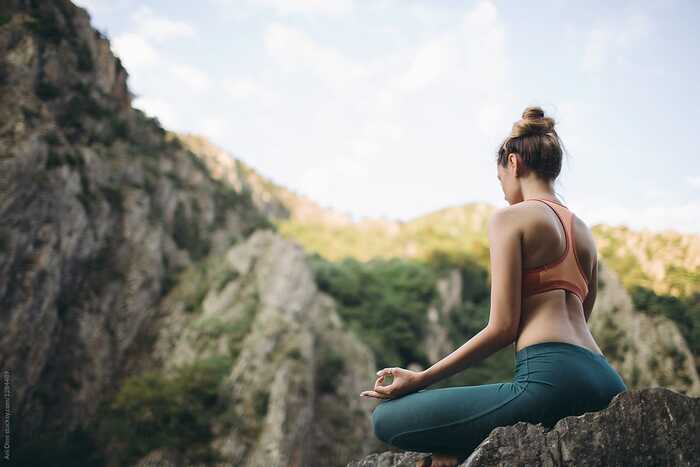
[[73, 0, 700, 234]]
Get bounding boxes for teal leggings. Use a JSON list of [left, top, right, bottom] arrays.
[[371, 341, 628, 460]]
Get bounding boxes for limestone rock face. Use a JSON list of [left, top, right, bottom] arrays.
[[0, 0, 269, 449], [347, 388, 700, 467], [215, 231, 380, 467], [423, 269, 463, 365], [126, 229, 381, 467]]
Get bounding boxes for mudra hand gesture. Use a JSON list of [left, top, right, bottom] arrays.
[[360, 367, 424, 400]]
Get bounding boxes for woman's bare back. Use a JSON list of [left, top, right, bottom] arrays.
[[511, 199, 603, 355]]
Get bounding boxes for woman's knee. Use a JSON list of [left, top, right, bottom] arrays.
[[371, 391, 435, 445], [371, 403, 395, 444]]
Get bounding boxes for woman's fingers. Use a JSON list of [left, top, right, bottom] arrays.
[[374, 375, 394, 395], [360, 367, 402, 399], [374, 379, 394, 395], [374, 385, 390, 395], [373, 374, 385, 387], [374, 368, 401, 395], [360, 390, 391, 400]]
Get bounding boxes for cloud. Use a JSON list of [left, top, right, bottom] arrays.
[[262, 1, 512, 215], [111, 6, 208, 104], [642, 200, 700, 234], [222, 78, 277, 104], [685, 175, 700, 189], [581, 12, 652, 73], [579, 200, 700, 234], [396, 0, 507, 96], [112, 32, 158, 69], [112, 8, 196, 71], [264, 23, 369, 90], [252, 0, 353, 16], [111, 0, 513, 222], [199, 116, 232, 142], [112, 31, 209, 98], [397, 35, 456, 92], [131, 6, 196, 42], [264, 0, 508, 99], [170, 64, 211, 92], [133, 96, 181, 129], [73, 0, 112, 14], [211, 0, 353, 18]]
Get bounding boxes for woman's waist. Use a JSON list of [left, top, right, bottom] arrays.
[[517, 304, 593, 349]]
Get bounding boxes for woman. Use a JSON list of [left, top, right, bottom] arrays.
[[360, 106, 628, 467]]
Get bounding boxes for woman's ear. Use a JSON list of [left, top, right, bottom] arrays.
[[508, 153, 519, 177]]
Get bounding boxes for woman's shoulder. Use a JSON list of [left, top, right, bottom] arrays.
[[500, 200, 592, 240], [488, 206, 525, 238], [497, 201, 543, 226], [514, 201, 597, 254]]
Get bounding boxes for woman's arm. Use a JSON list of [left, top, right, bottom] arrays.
[[417, 209, 522, 389], [417, 325, 514, 389]]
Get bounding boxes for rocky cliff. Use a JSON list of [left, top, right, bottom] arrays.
[[348, 387, 700, 467], [0, 3, 386, 465], [0, 0, 265, 459], [121, 229, 381, 467]]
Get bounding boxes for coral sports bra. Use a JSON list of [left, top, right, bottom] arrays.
[[521, 198, 590, 303]]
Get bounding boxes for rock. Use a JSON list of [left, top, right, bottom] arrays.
[[347, 451, 428, 467], [347, 387, 700, 467], [126, 229, 380, 467], [0, 0, 270, 453], [423, 269, 463, 366]]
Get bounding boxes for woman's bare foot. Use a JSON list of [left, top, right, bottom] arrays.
[[415, 453, 460, 467]]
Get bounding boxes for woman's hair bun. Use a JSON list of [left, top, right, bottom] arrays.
[[513, 105, 555, 137], [522, 106, 544, 121], [496, 104, 565, 182]]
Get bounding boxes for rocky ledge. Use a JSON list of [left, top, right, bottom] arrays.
[[347, 387, 699, 467]]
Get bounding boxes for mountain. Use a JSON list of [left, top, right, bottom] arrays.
[[175, 135, 700, 301], [593, 224, 700, 296], [0, 0, 265, 455], [117, 229, 381, 467], [0, 2, 380, 466]]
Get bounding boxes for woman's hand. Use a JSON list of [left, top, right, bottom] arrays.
[[360, 367, 425, 400]]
